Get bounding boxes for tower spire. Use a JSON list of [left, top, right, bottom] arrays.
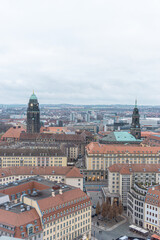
[[130, 99, 141, 139], [135, 99, 137, 108]]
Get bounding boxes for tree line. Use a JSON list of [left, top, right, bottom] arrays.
[[96, 199, 123, 220]]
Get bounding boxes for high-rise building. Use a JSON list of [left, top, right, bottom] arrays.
[[85, 113, 90, 122], [130, 100, 141, 139], [27, 91, 40, 133], [70, 112, 75, 122]]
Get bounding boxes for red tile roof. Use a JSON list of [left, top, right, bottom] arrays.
[[38, 188, 89, 211], [145, 185, 160, 207], [40, 126, 68, 134], [1, 126, 26, 140], [86, 142, 160, 154], [141, 131, 156, 137], [65, 167, 83, 178], [151, 234, 160, 240], [109, 163, 160, 175], [0, 208, 40, 227], [0, 181, 50, 199], [0, 166, 83, 179], [0, 208, 42, 238], [20, 132, 84, 142]]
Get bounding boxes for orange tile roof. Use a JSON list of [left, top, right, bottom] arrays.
[[145, 185, 160, 207], [86, 142, 160, 154], [151, 234, 160, 240], [98, 131, 111, 136], [40, 126, 68, 134], [0, 208, 39, 226], [0, 208, 42, 238], [141, 131, 156, 137], [38, 188, 89, 211], [0, 181, 50, 199], [0, 166, 83, 179], [109, 163, 160, 175], [1, 126, 26, 140], [65, 167, 83, 178]]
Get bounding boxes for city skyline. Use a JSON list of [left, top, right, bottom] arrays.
[[0, 1, 160, 105]]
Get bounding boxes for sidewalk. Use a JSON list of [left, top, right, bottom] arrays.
[[92, 215, 127, 232]]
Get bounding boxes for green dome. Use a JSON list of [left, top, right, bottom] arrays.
[[30, 92, 37, 100]]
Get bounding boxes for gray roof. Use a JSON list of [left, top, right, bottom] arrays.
[[0, 148, 65, 157]]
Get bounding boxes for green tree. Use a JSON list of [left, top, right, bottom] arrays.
[[96, 201, 101, 215]]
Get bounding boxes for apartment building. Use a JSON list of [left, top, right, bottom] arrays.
[[0, 149, 67, 168], [0, 167, 84, 190], [107, 164, 160, 207], [144, 185, 160, 234], [0, 179, 91, 240], [20, 132, 86, 157], [0, 166, 84, 191], [127, 183, 147, 227], [60, 143, 79, 161], [85, 142, 160, 180]]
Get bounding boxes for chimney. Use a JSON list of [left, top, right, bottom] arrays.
[[152, 187, 155, 191], [52, 190, 55, 197], [59, 189, 62, 195]]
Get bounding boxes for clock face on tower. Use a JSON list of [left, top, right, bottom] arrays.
[[30, 103, 33, 107]]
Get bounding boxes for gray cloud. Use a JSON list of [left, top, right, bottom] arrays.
[[0, 0, 160, 105]]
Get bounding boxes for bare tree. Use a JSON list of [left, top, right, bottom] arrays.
[[108, 205, 114, 220], [113, 201, 119, 220], [96, 201, 101, 216], [118, 201, 123, 215], [101, 201, 107, 219]]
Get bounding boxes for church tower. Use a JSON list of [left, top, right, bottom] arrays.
[[27, 91, 40, 133], [130, 100, 141, 139]]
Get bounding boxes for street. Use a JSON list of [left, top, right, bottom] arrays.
[[91, 221, 147, 240]]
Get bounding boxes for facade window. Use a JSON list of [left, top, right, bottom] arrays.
[[28, 226, 33, 235]]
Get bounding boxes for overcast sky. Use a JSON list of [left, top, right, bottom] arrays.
[[0, 0, 160, 105]]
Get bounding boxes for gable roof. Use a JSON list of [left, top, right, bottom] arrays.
[[0, 166, 83, 179], [86, 142, 160, 154], [1, 126, 26, 140], [109, 163, 160, 175], [37, 188, 88, 211], [66, 167, 83, 178], [0, 208, 40, 226]]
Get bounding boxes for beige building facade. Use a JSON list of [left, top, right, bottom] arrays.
[[0, 166, 84, 191], [108, 164, 160, 207], [0, 178, 91, 240], [85, 142, 160, 180], [0, 149, 67, 168]]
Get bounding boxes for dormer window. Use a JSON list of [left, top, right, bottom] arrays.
[[26, 224, 34, 236], [34, 220, 37, 225]]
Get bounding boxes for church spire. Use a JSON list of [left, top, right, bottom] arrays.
[[130, 100, 141, 139]]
